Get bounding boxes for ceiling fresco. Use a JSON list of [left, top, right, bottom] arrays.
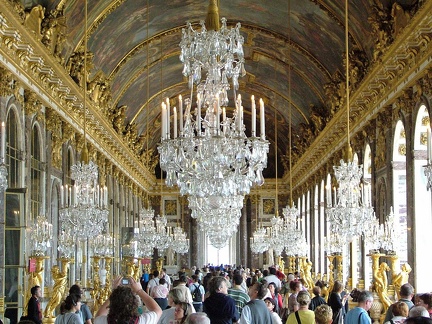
[[30, 0, 423, 178]]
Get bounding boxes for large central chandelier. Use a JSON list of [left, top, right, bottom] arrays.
[[158, 0, 269, 248]]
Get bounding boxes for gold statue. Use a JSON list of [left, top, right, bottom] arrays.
[[393, 263, 412, 300], [302, 260, 315, 293], [374, 261, 392, 311], [43, 260, 70, 318]]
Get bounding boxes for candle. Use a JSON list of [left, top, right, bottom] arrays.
[[1, 121, 5, 162], [161, 102, 167, 140], [259, 99, 265, 139], [333, 187, 336, 206], [60, 186, 64, 207], [251, 95, 256, 137], [173, 107, 178, 138], [216, 98, 220, 134], [65, 185, 68, 206], [166, 98, 170, 139], [179, 95, 183, 135], [104, 186, 108, 206]]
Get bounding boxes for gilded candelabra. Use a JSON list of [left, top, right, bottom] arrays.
[[25, 255, 47, 314], [102, 257, 113, 300], [288, 256, 296, 274], [327, 254, 335, 297], [335, 254, 343, 282], [122, 256, 137, 278], [43, 258, 71, 322], [90, 256, 102, 315], [277, 256, 285, 274], [370, 252, 391, 315]]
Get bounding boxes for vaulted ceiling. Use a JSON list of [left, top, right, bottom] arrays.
[[31, 0, 422, 180]]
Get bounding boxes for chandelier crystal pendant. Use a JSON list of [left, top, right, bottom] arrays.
[[154, 215, 173, 256], [57, 228, 76, 258]]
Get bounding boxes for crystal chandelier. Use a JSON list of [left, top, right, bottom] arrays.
[[326, 0, 375, 243], [90, 232, 113, 257], [57, 228, 76, 258], [282, 205, 303, 256], [158, 2, 269, 240], [171, 226, 189, 254], [137, 206, 157, 258], [324, 232, 344, 255], [267, 216, 286, 257], [250, 227, 269, 253], [59, 161, 109, 241], [29, 214, 53, 256], [59, 2, 108, 242], [155, 215, 173, 256]]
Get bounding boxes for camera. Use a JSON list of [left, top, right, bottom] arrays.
[[121, 277, 130, 285]]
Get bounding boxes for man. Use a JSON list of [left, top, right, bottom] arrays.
[[263, 267, 282, 289], [384, 283, 415, 322], [228, 274, 250, 316], [27, 285, 42, 324], [146, 270, 160, 295], [161, 268, 171, 291], [239, 282, 272, 324], [203, 276, 239, 324], [345, 290, 374, 324], [176, 274, 194, 304], [185, 312, 210, 324], [189, 275, 205, 312]]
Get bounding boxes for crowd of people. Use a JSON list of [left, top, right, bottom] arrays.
[[18, 264, 432, 324]]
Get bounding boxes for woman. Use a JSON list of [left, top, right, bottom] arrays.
[[327, 281, 348, 322], [268, 282, 283, 315], [286, 291, 315, 324], [264, 297, 282, 324], [95, 276, 162, 324], [384, 301, 409, 324], [172, 302, 189, 324], [151, 278, 169, 310], [416, 293, 432, 318], [158, 288, 195, 324], [314, 305, 333, 324], [309, 286, 326, 311], [288, 280, 303, 314], [55, 295, 82, 324]]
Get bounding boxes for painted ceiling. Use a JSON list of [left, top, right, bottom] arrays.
[[34, 0, 420, 178]]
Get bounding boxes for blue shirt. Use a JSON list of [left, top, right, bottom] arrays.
[[345, 307, 371, 324]]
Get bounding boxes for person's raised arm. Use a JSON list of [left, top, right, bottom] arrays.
[[96, 276, 122, 317], [130, 277, 162, 318]]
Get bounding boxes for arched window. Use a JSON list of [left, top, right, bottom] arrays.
[[6, 108, 20, 188], [30, 124, 43, 218], [412, 104, 431, 291]]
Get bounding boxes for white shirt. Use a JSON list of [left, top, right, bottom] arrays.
[[95, 313, 158, 324], [263, 275, 281, 289]]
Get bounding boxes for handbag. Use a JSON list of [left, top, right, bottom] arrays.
[[334, 308, 345, 324]]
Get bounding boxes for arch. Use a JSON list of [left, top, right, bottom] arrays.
[[392, 120, 408, 265], [412, 103, 432, 291], [6, 101, 24, 188], [30, 122, 44, 219]]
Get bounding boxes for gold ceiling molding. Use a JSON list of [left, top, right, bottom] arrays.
[[0, 1, 156, 193], [289, 0, 432, 191]]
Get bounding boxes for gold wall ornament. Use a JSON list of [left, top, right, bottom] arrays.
[[164, 199, 177, 216], [90, 256, 102, 315], [41, 3, 66, 63], [24, 5, 45, 41], [0, 67, 14, 97], [262, 198, 275, 215], [24, 255, 47, 315], [398, 144, 406, 156], [46, 108, 63, 168]]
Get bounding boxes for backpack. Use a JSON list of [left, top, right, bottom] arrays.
[[192, 284, 202, 302]]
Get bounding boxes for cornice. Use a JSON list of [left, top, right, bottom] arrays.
[[288, 0, 432, 191], [0, 0, 157, 192]]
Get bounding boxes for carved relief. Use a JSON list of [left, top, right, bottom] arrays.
[[23, 89, 41, 116], [88, 71, 112, 115], [111, 105, 126, 134], [368, 1, 393, 62], [41, 3, 66, 64], [46, 107, 62, 168], [0, 67, 14, 97], [24, 5, 45, 41], [391, 3, 411, 37], [67, 49, 94, 88]]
